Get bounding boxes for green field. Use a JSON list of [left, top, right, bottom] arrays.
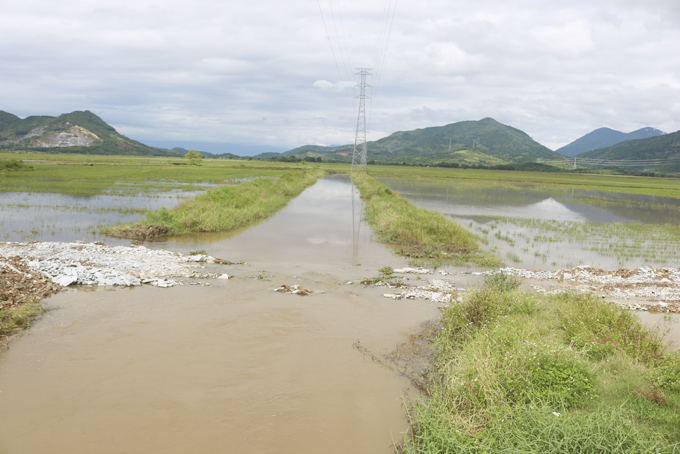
[[4, 152, 680, 199], [0, 152, 350, 195], [367, 165, 680, 199]]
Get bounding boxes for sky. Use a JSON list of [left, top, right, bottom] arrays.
[[2, 0, 680, 153]]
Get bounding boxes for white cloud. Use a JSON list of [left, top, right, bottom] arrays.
[[0, 0, 679, 150], [529, 21, 594, 58]]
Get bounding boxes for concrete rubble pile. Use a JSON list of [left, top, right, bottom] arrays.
[[496, 266, 680, 312], [0, 241, 231, 289], [383, 279, 466, 304]]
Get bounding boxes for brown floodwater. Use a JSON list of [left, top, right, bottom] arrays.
[[0, 175, 440, 454], [637, 312, 680, 352]]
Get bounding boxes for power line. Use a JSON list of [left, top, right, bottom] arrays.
[[326, 0, 352, 83], [367, 0, 398, 135], [316, 0, 352, 100]]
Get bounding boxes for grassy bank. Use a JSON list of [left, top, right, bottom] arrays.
[[351, 171, 496, 266], [404, 274, 680, 453], [108, 167, 327, 238], [0, 299, 44, 344]]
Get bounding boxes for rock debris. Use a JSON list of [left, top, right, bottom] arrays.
[[0, 241, 233, 302]]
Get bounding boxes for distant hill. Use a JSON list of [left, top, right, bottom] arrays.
[[578, 130, 680, 173], [0, 110, 183, 156], [268, 118, 561, 166], [556, 127, 664, 157]]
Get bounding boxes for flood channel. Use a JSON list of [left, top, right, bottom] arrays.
[[0, 175, 445, 454], [2, 174, 680, 452]]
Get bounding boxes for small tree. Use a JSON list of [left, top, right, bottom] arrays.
[[184, 149, 202, 165]]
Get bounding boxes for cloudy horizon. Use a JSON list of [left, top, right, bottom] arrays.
[[2, 0, 679, 152]]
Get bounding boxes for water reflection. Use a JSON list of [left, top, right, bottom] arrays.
[[379, 178, 680, 270], [150, 175, 396, 272], [0, 190, 202, 243], [0, 175, 427, 454], [380, 178, 680, 225]]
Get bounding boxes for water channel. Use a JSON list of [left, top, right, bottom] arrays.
[[0, 175, 443, 454], [1, 174, 679, 452]]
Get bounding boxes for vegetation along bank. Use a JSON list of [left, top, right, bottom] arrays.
[[108, 167, 327, 240], [351, 171, 497, 266], [403, 273, 680, 453]]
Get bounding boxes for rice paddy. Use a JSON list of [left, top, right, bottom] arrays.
[[379, 177, 680, 269]]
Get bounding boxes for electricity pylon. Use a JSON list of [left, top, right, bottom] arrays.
[[351, 68, 371, 171]]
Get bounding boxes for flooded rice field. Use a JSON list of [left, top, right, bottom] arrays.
[[0, 190, 204, 244], [0, 175, 444, 453], [2, 174, 680, 453], [379, 178, 680, 270]]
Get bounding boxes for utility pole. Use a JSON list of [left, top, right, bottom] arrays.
[[448, 138, 451, 150], [351, 68, 371, 171]]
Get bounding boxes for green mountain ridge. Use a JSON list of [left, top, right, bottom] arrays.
[[0, 110, 179, 157], [556, 127, 665, 157], [273, 118, 562, 166], [578, 129, 680, 172]]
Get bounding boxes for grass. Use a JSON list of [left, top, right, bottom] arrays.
[[108, 167, 327, 238], [402, 275, 680, 453], [0, 159, 33, 172], [350, 171, 498, 267], [0, 299, 44, 343], [0, 152, 348, 195], [367, 165, 680, 200], [5, 152, 680, 199]]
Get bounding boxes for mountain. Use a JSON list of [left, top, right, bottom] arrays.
[[0, 110, 178, 156], [556, 127, 665, 157], [271, 118, 560, 166], [142, 140, 286, 157], [578, 130, 680, 172]]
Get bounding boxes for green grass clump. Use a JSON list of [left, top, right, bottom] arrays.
[[109, 167, 325, 237], [558, 292, 666, 364], [653, 355, 680, 392], [403, 281, 680, 452], [0, 299, 44, 342], [0, 159, 32, 172], [351, 171, 496, 266]]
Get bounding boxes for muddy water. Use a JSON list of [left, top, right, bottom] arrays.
[[0, 175, 437, 454], [637, 312, 680, 352]]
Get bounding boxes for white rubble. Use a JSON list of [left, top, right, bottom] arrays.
[[382, 278, 466, 304], [392, 267, 431, 275], [496, 266, 680, 307], [0, 241, 230, 288]]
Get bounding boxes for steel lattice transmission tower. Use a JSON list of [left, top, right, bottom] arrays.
[[351, 68, 372, 171]]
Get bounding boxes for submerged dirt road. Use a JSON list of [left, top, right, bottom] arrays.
[[0, 175, 447, 454]]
